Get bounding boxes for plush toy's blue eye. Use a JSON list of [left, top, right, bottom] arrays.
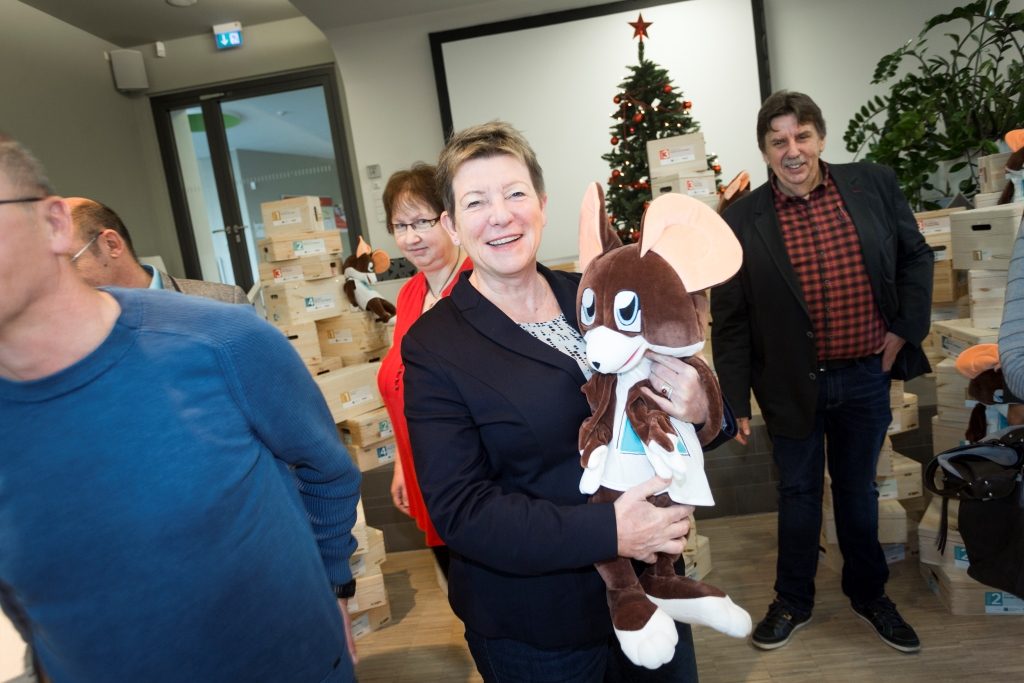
[[580, 288, 596, 326], [614, 291, 641, 332]]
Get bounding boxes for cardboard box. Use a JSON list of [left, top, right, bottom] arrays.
[[876, 452, 922, 500], [919, 563, 1024, 616], [932, 318, 999, 358], [258, 253, 343, 285], [887, 392, 919, 434], [652, 170, 718, 199], [683, 534, 712, 581], [646, 133, 707, 178], [264, 277, 347, 326], [931, 414, 968, 456], [273, 321, 321, 366], [968, 268, 1007, 329], [977, 152, 1012, 194], [349, 438, 397, 472], [317, 310, 388, 359], [258, 230, 343, 262], [951, 203, 1024, 271], [340, 406, 394, 448], [349, 526, 386, 578], [351, 602, 392, 640], [313, 362, 383, 424], [823, 498, 907, 545], [261, 196, 325, 236], [346, 568, 387, 614]]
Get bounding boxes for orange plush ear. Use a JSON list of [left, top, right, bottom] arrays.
[[638, 193, 742, 292], [578, 182, 622, 272], [956, 343, 1001, 379], [355, 236, 372, 258], [371, 249, 391, 274], [1006, 129, 1024, 153]]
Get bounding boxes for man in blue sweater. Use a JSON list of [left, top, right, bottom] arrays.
[[0, 135, 362, 681]]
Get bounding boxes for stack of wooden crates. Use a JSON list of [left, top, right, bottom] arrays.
[[914, 188, 1024, 616], [257, 196, 395, 639]]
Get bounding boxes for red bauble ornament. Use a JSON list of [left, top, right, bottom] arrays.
[[611, 169, 621, 178], [683, 100, 693, 110], [611, 136, 619, 145], [663, 84, 672, 94], [613, 95, 621, 104], [629, 127, 636, 134], [632, 113, 643, 123]]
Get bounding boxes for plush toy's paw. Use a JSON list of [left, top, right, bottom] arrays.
[[644, 434, 685, 482], [614, 607, 678, 670], [648, 594, 752, 639], [579, 445, 608, 494]]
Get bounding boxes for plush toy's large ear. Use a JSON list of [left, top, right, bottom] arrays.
[[1006, 129, 1024, 153], [578, 182, 622, 272], [355, 236, 372, 258], [371, 249, 391, 274], [639, 193, 742, 292], [956, 343, 1001, 379]]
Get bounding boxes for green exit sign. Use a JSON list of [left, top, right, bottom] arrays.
[[213, 22, 243, 51]]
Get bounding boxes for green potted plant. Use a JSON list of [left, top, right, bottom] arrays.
[[844, 0, 1024, 210]]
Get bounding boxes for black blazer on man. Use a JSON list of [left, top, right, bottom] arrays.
[[710, 162, 933, 439]]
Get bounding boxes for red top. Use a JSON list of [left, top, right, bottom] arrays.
[[772, 165, 886, 361], [377, 257, 472, 546]]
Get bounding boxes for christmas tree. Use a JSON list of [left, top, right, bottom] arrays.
[[603, 14, 722, 243]]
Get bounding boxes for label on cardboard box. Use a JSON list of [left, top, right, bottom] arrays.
[[953, 545, 970, 569], [985, 591, 1024, 614], [657, 145, 698, 167], [326, 328, 355, 344], [373, 443, 396, 466], [303, 295, 336, 312], [293, 238, 326, 257], [271, 206, 310, 227], [272, 264, 304, 283], [683, 177, 713, 196], [340, 387, 374, 410]]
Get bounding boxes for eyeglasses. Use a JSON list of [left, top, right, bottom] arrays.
[[0, 196, 45, 206], [70, 233, 99, 263], [390, 217, 440, 235]]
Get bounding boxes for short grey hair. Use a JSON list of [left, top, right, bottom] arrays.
[[0, 133, 54, 197]]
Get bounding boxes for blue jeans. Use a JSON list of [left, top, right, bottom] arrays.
[[768, 355, 892, 614], [466, 622, 698, 682]]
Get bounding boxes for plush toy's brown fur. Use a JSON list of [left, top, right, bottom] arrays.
[[342, 237, 396, 323], [955, 343, 1024, 442], [576, 183, 750, 669]]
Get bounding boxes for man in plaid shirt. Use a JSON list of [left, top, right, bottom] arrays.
[[711, 91, 933, 654]]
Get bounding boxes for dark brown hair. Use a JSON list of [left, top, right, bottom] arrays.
[[755, 90, 826, 152], [382, 163, 443, 233]]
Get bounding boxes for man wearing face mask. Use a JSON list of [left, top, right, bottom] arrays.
[[710, 91, 933, 653]]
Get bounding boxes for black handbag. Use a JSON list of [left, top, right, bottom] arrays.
[[923, 426, 1024, 597]]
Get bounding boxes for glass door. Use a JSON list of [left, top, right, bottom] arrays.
[[152, 67, 360, 292]]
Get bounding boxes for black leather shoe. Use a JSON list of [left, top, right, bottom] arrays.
[[750, 600, 811, 650], [851, 595, 920, 653]]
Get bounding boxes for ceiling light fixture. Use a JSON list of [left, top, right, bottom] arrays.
[[166, 0, 197, 7]]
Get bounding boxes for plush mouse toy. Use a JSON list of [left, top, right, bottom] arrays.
[[997, 130, 1024, 205], [955, 343, 1024, 441], [716, 170, 750, 214], [343, 236, 396, 323], [576, 182, 751, 669]]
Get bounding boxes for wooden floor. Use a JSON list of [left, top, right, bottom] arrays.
[[354, 512, 1023, 682]]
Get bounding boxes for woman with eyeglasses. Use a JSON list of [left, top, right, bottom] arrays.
[[376, 163, 471, 579]]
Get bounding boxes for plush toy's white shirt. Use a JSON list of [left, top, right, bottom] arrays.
[[344, 267, 380, 309]]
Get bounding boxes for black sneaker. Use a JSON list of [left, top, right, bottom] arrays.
[[750, 600, 811, 650], [851, 595, 920, 653]]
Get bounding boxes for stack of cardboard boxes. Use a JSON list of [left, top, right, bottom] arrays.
[[646, 133, 719, 211], [257, 196, 395, 639], [917, 498, 1024, 615]]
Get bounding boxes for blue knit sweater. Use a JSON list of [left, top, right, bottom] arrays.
[[0, 288, 361, 682]]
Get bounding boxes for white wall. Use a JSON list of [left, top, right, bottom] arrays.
[[325, 0, 1024, 262]]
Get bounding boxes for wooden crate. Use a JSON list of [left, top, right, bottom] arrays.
[[349, 438, 398, 472], [346, 568, 388, 614], [876, 452, 922, 501], [876, 436, 894, 476], [934, 357, 970, 408], [274, 320, 321, 366], [263, 277, 347, 326], [258, 230, 343, 262], [917, 498, 968, 571], [351, 603, 392, 641], [951, 203, 1024, 271], [931, 318, 999, 358], [887, 392, 919, 434], [931, 414, 967, 456], [261, 196, 326, 236], [349, 526, 386, 578], [933, 260, 968, 304], [306, 356, 342, 377], [340, 406, 394, 448], [977, 151, 1012, 194], [258, 252, 342, 286], [682, 534, 712, 581], [915, 207, 965, 236], [968, 268, 1007, 329], [919, 563, 1024, 616], [313, 361, 383, 424], [317, 309, 388, 359]]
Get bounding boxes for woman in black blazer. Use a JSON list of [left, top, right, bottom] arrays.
[[403, 121, 723, 682]]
